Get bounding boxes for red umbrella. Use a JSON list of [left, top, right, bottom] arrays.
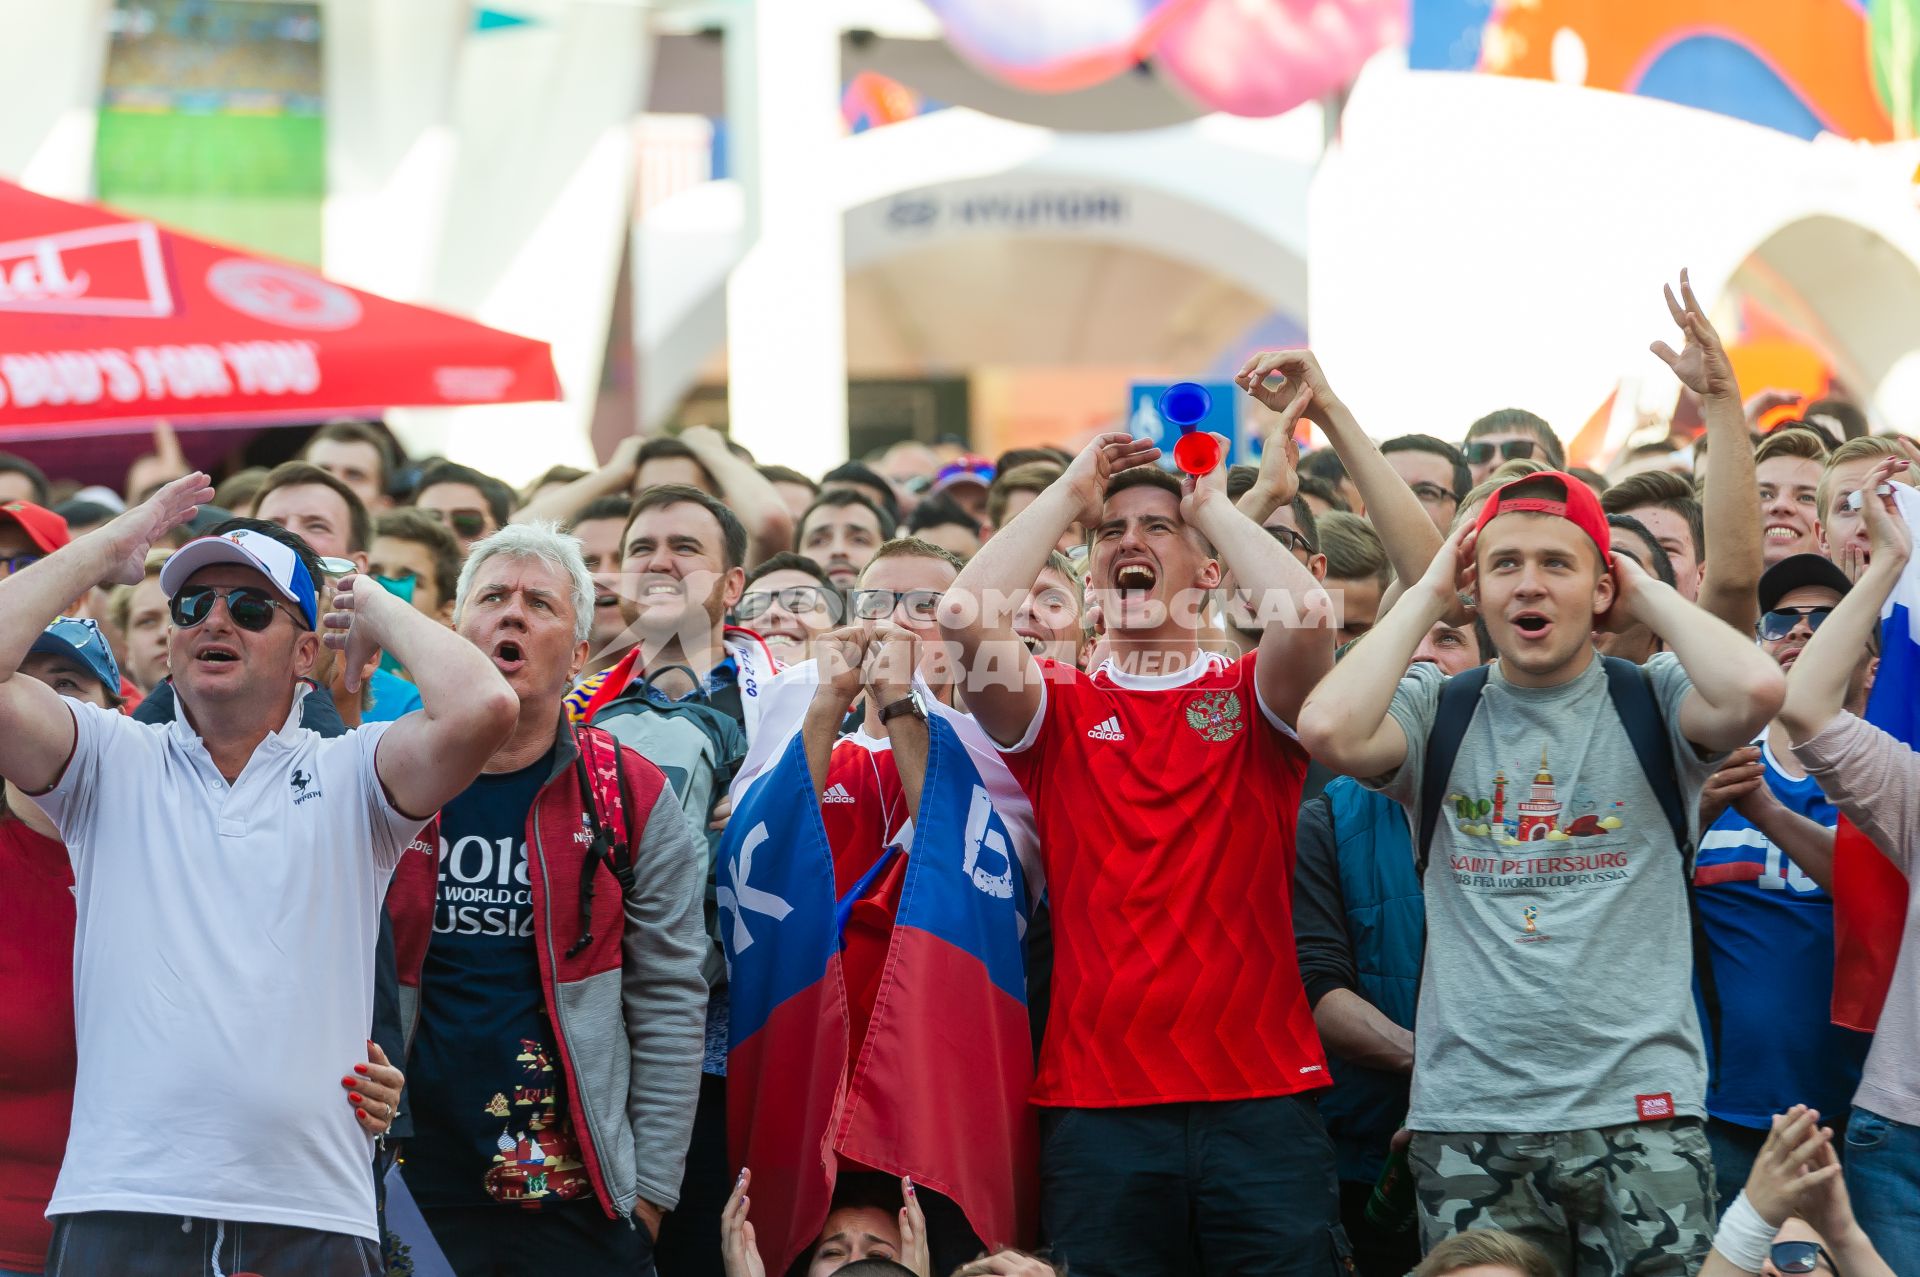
[[0, 180, 560, 439]]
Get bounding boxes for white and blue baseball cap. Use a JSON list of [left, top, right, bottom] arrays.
[[30, 617, 122, 695], [159, 528, 319, 629]]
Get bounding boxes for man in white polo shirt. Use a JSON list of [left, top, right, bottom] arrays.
[[0, 472, 518, 1276]]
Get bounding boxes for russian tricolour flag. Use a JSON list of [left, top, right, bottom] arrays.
[[722, 666, 1041, 1268], [835, 709, 1040, 1255], [1832, 482, 1920, 1031], [721, 731, 849, 1277]]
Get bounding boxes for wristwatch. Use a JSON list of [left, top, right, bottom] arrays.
[[878, 690, 928, 725]]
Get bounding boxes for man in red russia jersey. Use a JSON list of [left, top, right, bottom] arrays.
[[937, 426, 1347, 1276]]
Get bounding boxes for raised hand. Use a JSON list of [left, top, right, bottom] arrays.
[[1859, 455, 1913, 569], [95, 470, 216, 585], [1063, 432, 1162, 520], [677, 424, 731, 461], [1246, 386, 1312, 511], [1178, 432, 1232, 525], [610, 434, 647, 484], [1414, 521, 1479, 613], [1651, 269, 1738, 400], [153, 418, 188, 474], [1698, 745, 1765, 829], [1595, 550, 1652, 635], [1744, 388, 1803, 427], [1236, 349, 1336, 427], [815, 625, 872, 703], [1795, 1137, 1866, 1250], [1744, 1106, 1839, 1227], [864, 621, 920, 707], [721, 1168, 766, 1277], [898, 1176, 932, 1277], [321, 574, 386, 694]]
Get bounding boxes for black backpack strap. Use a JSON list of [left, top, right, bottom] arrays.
[[606, 734, 638, 891], [565, 724, 638, 959], [1416, 665, 1492, 880], [1599, 656, 1722, 1063], [1600, 658, 1688, 853]]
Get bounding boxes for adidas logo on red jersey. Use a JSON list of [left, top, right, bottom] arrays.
[[1085, 715, 1125, 742], [822, 783, 855, 804]]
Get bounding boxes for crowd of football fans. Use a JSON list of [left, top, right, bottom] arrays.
[[0, 273, 1914, 1277]]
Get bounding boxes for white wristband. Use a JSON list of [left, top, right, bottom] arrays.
[[1710, 1191, 1775, 1273]]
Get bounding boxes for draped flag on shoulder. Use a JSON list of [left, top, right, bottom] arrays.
[[722, 661, 1043, 1261], [836, 704, 1041, 1253], [1831, 482, 1920, 1031], [719, 728, 848, 1277]]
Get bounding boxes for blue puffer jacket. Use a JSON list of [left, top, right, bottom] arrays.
[[1294, 776, 1425, 1183]]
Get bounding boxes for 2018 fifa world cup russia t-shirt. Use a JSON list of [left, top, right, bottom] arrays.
[[999, 652, 1326, 1108], [406, 745, 593, 1210]]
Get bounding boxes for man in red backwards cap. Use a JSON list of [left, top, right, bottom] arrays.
[[1300, 471, 1786, 1275]]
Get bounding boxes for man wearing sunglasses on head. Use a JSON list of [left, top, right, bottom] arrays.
[[0, 472, 517, 1276], [1693, 553, 1876, 1213]]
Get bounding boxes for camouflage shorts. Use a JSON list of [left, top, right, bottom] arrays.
[[1409, 1119, 1716, 1277]]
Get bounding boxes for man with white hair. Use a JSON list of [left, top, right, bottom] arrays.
[[385, 523, 708, 1277]]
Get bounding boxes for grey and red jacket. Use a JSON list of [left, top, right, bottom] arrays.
[[387, 718, 708, 1217]]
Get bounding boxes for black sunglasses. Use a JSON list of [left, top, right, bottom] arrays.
[[736, 585, 842, 622], [425, 508, 489, 539], [170, 585, 302, 633], [1770, 1240, 1837, 1274], [1464, 439, 1539, 465], [1758, 606, 1833, 641]]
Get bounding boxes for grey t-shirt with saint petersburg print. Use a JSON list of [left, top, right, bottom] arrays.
[[1365, 652, 1723, 1135]]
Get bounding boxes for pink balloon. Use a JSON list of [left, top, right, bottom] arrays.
[[1153, 0, 1408, 117]]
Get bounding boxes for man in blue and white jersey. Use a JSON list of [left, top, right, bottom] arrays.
[[1695, 553, 1876, 1208]]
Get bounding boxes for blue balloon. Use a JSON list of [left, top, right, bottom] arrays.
[[1159, 382, 1210, 431]]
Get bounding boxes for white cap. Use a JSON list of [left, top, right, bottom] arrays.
[[72, 485, 127, 514], [159, 529, 319, 629]]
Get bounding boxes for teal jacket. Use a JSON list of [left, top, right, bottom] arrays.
[[1293, 776, 1424, 1183]]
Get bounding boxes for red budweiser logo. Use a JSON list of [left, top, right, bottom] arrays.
[[0, 222, 173, 318]]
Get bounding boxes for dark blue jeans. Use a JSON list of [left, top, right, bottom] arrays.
[[1705, 1119, 1764, 1217], [1844, 1106, 1920, 1277], [1039, 1094, 1350, 1277]]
